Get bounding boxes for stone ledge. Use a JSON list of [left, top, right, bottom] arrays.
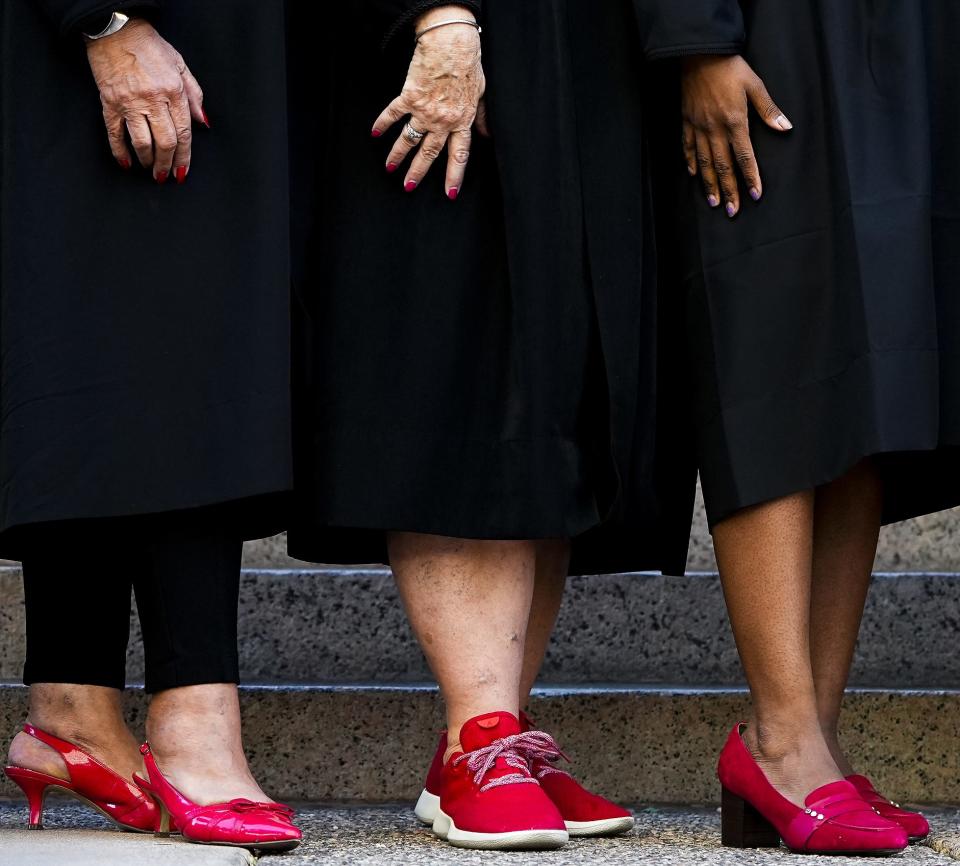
[[1, 684, 957, 805], [2, 569, 958, 687]]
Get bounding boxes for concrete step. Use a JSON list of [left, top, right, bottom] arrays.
[[1, 682, 957, 805], [2, 803, 959, 865], [2, 567, 957, 687]]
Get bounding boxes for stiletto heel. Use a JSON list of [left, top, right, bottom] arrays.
[[716, 723, 908, 855], [721, 785, 780, 848], [3, 724, 158, 833], [134, 743, 301, 851], [4, 767, 51, 829]]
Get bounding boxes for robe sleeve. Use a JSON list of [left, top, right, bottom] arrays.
[[633, 0, 744, 61], [34, 0, 161, 37], [382, 0, 481, 46]]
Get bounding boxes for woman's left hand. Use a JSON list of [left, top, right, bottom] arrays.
[[681, 55, 792, 218], [372, 5, 486, 200]]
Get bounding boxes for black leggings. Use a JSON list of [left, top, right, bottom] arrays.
[[21, 515, 242, 694]]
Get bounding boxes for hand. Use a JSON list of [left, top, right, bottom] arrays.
[[371, 5, 486, 200], [681, 55, 792, 217], [86, 18, 207, 184]]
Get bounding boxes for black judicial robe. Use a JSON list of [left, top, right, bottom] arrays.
[[642, 0, 960, 526], [0, 0, 294, 554], [287, 0, 697, 575]]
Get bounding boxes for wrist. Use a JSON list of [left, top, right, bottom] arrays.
[[416, 5, 477, 30]]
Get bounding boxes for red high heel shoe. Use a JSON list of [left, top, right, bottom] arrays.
[[134, 743, 302, 851], [847, 774, 930, 842], [717, 723, 908, 855], [3, 723, 159, 832]]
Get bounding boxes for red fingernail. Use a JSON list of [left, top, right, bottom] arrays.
[[156, 171, 169, 185], [386, 163, 398, 173], [176, 166, 187, 185], [447, 187, 459, 201], [404, 180, 418, 192], [201, 107, 211, 129], [371, 129, 382, 138], [118, 157, 131, 171]]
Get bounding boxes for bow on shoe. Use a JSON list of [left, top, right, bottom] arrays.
[[226, 800, 297, 820]]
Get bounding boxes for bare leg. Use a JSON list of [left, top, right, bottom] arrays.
[[809, 461, 883, 776], [7, 684, 142, 782], [390, 533, 537, 763], [519, 541, 570, 709], [713, 490, 844, 806], [145, 685, 270, 805]]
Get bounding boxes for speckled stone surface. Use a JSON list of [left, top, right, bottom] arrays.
[[245, 501, 960, 574], [668, 483, 960, 574], [2, 803, 957, 865], [1, 684, 957, 805], [2, 568, 958, 687]]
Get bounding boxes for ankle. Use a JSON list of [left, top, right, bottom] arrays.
[[746, 716, 824, 761], [820, 727, 855, 777]]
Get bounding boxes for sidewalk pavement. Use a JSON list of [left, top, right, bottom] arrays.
[[2, 802, 959, 865]]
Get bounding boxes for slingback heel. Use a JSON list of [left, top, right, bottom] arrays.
[[134, 742, 301, 851], [3, 724, 159, 832], [4, 767, 53, 829]]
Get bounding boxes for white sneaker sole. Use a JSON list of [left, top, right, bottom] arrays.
[[432, 807, 569, 851], [565, 815, 636, 837], [414, 789, 440, 825]]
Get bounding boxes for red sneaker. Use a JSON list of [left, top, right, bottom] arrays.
[[431, 711, 568, 850], [520, 712, 635, 837], [415, 714, 633, 839], [847, 775, 930, 842]]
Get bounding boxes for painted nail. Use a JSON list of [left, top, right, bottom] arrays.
[[447, 187, 459, 201], [726, 202, 736, 217], [201, 107, 211, 129], [404, 180, 418, 192], [707, 194, 720, 208], [156, 170, 169, 185], [175, 166, 188, 185], [118, 157, 131, 171], [775, 113, 793, 131], [371, 128, 382, 138], [386, 163, 398, 174], [749, 187, 761, 201]]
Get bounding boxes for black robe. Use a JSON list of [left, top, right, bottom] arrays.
[[287, 0, 696, 575], [0, 0, 294, 556], [642, 0, 960, 527]]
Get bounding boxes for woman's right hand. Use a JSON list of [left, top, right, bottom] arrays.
[[85, 18, 206, 183], [681, 55, 792, 217]]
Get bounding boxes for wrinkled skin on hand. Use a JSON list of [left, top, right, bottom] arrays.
[[372, 4, 487, 200], [86, 17, 206, 183]]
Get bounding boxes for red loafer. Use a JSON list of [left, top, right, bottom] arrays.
[[431, 711, 568, 850], [718, 723, 908, 855], [847, 774, 930, 842]]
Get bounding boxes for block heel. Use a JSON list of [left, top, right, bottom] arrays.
[[721, 786, 780, 848]]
